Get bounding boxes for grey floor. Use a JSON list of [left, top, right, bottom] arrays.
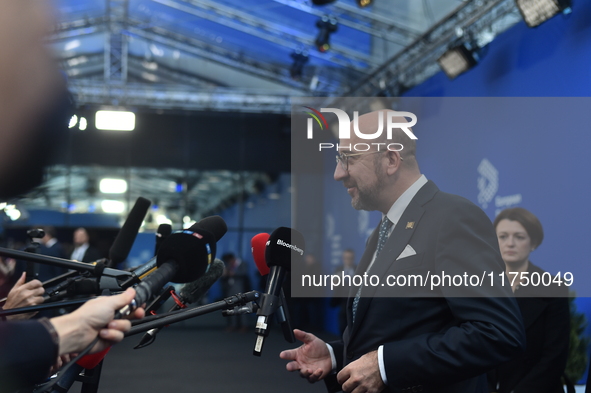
[[70, 312, 337, 393]]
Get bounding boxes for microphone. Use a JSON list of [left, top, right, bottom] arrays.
[[154, 224, 172, 256], [130, 256, 157, 279], [251, 233, 270, 276], [179, 258, 225, 304], [122, 216, 227, 295], [109, 197, 151, 268], [134, 259, 225, 349], [189, 215, 227, 241], [253, 227, 305, 356], [251, 233, 295, 344], [49, 347, 111, 393], [117, 226, 218, 318]]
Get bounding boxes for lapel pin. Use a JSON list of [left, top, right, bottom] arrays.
[[405, 222, 415, 229]]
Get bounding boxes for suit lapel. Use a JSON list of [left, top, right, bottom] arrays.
[[347, 181, 439, 342]]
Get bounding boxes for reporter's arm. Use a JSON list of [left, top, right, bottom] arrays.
[[50, 288, 144, 355], [0, 320, 58, 393]]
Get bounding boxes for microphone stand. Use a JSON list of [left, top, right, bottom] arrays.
[[0, 247, 134, 292], [126, 291, 261, 336], [0, 297, 97, 318]]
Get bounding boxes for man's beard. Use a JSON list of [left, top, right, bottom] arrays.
[[351, 183, 382, 211], [350, 163, 385, 211]]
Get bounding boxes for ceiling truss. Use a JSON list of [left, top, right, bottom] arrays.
[[51, 0, 523, 113]]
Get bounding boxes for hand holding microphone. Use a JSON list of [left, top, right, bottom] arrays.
[[49, 288, 145, 356], [3, 272, 45, 320]]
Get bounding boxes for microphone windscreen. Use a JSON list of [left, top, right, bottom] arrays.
[[179, 259, 224, 304], [156, 224, 172, 238], [156, 229, 216, 283], [189, 216, 227, 242], [155, 223, 172, 255], [251, 233, 270, 276], [265, 227, 305, 272], [77, 347, 111, 369], [110, 197, 151, 266]]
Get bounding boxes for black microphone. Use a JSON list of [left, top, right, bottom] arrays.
[[130, 256, 157, 279], [189, 215, 227, 241], [251, 233, 295, 344], [179, 258, 225, 303], [117, 227, 218, 318], [134, 259, 225, 349], [109, 197, 151, 268], [122, 216, 226, 292], [154, 223, 172, 256], [253, 227, 305, 356]]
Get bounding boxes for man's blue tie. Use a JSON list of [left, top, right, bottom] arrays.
[[352, 217, 393, 323]]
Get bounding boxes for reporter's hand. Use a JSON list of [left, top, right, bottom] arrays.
[[280, 329, 332, 383], [49, 353, 76, 375], [4, 272, 44, 320], [50, 288, 145, 355]]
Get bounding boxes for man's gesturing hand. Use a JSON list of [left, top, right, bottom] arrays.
[[337, 350, 385, 393], [279, 329, 332, 383]]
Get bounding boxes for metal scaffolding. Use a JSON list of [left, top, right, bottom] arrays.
[[345, 0, 522, 97], [68, 80, 295, 113]]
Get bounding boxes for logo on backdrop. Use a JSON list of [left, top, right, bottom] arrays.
[[302, 107, 418, 152], [477, 158, 523, 214], [477, 159, 498, 209]]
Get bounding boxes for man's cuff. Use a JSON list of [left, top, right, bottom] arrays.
[[326, 343, 337, 373], [378, 345, 388, 384]]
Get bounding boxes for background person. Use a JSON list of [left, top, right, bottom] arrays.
[[488, 207, 570, 393], [220, 252, 251, 332], [70, 227, 102, 263], [36, 226, 68, 281]]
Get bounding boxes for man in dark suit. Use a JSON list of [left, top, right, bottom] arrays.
[[70, 227, 102, 263], [36, 226, 68, 282], [281, 110, 525, 392]]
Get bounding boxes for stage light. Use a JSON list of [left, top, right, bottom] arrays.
[[4, 204, 20, 221], [101, 200, 125, 214], [290, 50, 309, 80], [99, 178, 128, 194], [155, 214, 172, 226], [315, 16, 338, 53], [437, 43, 480, 80], [356, 0, 372, 8], [95, 110, 135, 131], [515, 0, 572, 27], [69, 115, 78, 128]]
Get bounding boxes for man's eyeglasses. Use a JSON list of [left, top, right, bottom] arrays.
[[335, 151, 402, 171]]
